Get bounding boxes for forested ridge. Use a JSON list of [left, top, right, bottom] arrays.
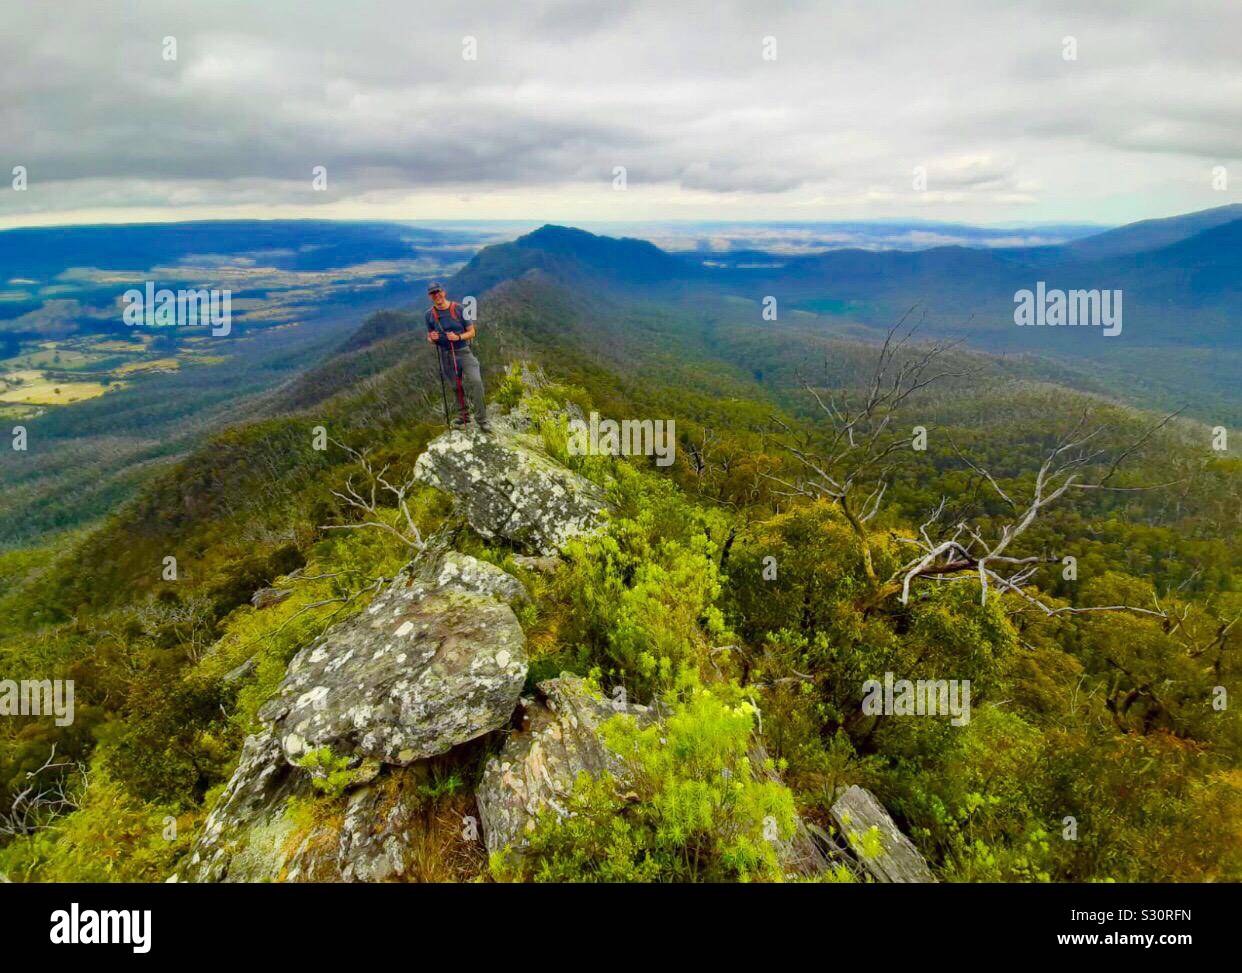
[[0, 239, 1237, 882]]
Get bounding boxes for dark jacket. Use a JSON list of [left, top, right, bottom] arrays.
[[425, 302, 472, 349]]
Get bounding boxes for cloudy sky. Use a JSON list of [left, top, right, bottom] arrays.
[[2, 0, 1239, 229]]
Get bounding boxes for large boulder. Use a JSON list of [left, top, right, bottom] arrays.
[[413, 415, 609, 555], [476, 674, 652, 856], [181, 550, 530, 882], [829, 785, 936, 883], [258, 551, 528, 767]]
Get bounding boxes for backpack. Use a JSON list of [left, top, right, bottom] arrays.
[[429, 300, 464, 328], [429, 302, 467, 344]]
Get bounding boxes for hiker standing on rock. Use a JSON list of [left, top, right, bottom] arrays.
[[425, 282, 491, 433]]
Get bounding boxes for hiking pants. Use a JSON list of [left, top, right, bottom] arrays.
[[438, 343, 488, 421]]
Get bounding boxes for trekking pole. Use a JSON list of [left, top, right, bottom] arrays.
[[435, 345, 451, 426], [448, 339, 470, 426]]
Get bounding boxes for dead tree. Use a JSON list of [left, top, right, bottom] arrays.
[[873, 407, 1181, 612], [685, 427, 721, 493], [0, 746, 84, 838], [132, 593, 218, 662], [321, 438, 428, 552], [764, 308, 959, 583], [254, 440, 428, 637], [768, 309, 1186, 621]]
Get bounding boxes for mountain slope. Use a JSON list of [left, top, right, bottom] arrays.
[[1063, 203, 1242, 260], [1, 225, 1238, 886]]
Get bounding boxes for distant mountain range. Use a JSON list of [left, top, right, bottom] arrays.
[[4, 205, 1239, 551], [443, 205, 1242, 359], [3, 206, 1238, 420], [6, 207, 1238, 351], [1060, 204, 1242, 260]]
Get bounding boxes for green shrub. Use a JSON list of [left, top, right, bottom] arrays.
[[0, 765, 193, 882], [297, 747, 361, 799], [494, 687, 798, 883]]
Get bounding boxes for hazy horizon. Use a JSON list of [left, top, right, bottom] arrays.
[[0, 213, 1118, 260]]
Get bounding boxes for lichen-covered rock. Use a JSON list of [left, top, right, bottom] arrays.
[[182, 550, 527, 883], [177, 727, 310, 882], [258, 551, 528, 767], [476, 674, 652, 855], [413, 416, 609, 555], [829, 785, 936, 883], [433, 550, 529, 604], [177, 733, 458, 883], [291, 776, 425, 882]]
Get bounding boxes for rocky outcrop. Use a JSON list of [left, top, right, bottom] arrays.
[[829, 785, 936, 883], [476, 674, 653, 856], [413, 414, 609, 555], [178, 729, 465, 883], [258, 551, 528, 767], [512, 554, 563, 574], [182, 549, 529, 882], [177, 727, 310, 882], [183, 392, 620, 882], [183, 386, 919, 886]]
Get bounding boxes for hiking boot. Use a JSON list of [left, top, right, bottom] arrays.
[[477, 418, 493, 434], [450, 416, 468, 429]]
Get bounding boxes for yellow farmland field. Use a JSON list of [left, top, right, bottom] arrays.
[[91, 340, 149, 353], [0, 376, 118, 404], [114, 357, 180, 374]]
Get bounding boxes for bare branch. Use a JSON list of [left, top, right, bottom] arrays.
[[0, 745, 87, 838], [325, 438, 426, 551], [869, 408, 1181, 615]]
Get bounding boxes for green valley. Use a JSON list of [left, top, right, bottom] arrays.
[[1, 225, 1236, 885]]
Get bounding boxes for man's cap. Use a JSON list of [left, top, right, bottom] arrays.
[[427, 281, 445, 294]]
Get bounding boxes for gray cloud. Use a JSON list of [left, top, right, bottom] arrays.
[[1, 0, 1238, 224]]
